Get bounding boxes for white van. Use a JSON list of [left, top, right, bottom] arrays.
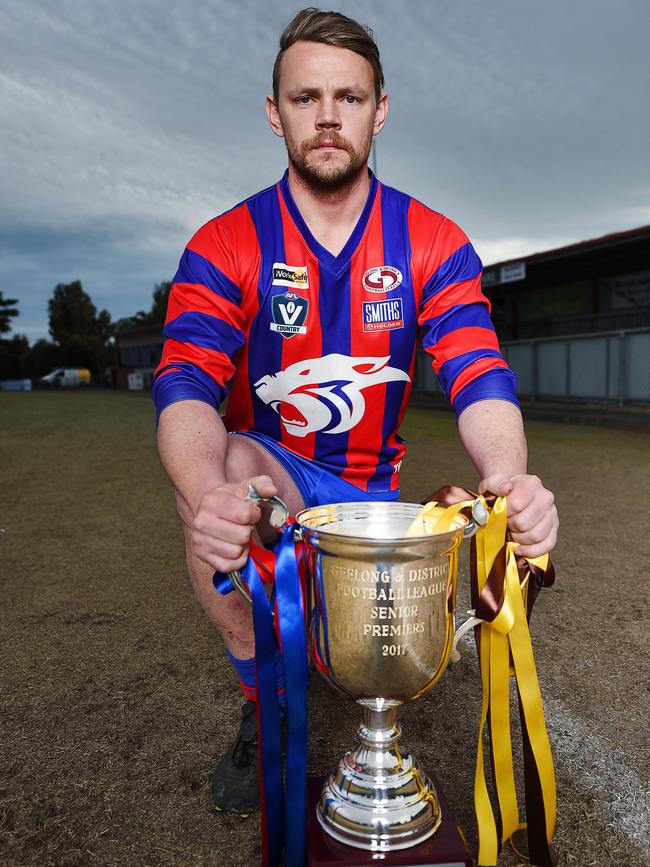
[[40, 368, 91, 388]]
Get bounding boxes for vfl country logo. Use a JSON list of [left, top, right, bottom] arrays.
[[362, 265, 402, 293], [270, 292, 308, 338], [253, 354, 410, 438], [362, 298, 404, 332], [272, 262, 309, 290]]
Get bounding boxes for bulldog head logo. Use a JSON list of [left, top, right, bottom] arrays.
[[253, 353, 410, 437]]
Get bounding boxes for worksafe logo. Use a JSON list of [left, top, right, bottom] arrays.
[[270, 292, 309, 338], [362, 298, 404, 332], [272, 262, 309, 289], [362, 265, 402, 293]]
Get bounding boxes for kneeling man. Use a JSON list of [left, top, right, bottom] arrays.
[[153, 7, 558, 815]]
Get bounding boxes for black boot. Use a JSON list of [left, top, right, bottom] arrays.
[[212, 700, 259, 816]]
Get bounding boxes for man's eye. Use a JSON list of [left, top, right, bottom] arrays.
[[297, 96, 311, 104], [344, 95, 358, 104]]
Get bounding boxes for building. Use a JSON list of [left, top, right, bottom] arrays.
[[481, 224, 650, 341], [419, 225, 650, 404], [113, 323, 164, 389]]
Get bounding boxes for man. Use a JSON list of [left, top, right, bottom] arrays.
[[152, 8, 558, 815]]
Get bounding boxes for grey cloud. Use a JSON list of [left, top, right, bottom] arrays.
[[1, 0, 648, 337]]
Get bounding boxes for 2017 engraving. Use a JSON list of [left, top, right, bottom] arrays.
[[382, 644, 408, 656]]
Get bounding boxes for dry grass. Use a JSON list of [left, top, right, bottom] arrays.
[[1, 391, 648, 866]]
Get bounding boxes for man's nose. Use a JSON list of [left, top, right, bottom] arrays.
[[315, 96, 341, 129]]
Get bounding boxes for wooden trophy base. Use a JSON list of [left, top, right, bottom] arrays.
[[307, 773, 473, 867]]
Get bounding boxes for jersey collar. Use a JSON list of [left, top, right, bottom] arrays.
[[278, 169, 379, 271]]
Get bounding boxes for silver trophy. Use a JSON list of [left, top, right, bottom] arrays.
[[232, 492, 484, 854]]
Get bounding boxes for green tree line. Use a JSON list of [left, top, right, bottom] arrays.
[[0, 280, 171, 381]]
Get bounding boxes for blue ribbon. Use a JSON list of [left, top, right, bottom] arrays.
[[224, 526, 307, 867], [244, 556, 284, 866], [213, 572, 235, 595], [273, 524, 308, 866], [313, 557, 333, 673]]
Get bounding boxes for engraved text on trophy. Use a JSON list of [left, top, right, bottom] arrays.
[[322, 557, 451, 699]]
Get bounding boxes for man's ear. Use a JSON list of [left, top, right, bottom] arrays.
[[373, 91, 389, 136], [266, 95, 284, 138]]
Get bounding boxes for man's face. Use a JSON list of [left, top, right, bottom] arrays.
[[268, 41, 387, 189]]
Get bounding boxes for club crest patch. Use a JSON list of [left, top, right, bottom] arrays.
[[270, 291, 309, 338], [362, 265, 402, 293], [362, 298, 404, 332], [272, 262, 309, 290]]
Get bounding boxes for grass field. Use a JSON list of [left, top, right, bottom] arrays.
[[1, 391, 649, 866]]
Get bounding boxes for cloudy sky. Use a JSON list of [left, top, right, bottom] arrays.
[[1, 0, 648, 340]]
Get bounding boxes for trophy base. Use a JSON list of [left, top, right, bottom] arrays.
[[307, 774, 473, 867]]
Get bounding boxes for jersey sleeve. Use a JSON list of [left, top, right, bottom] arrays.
[[410, 203, 518, 417], [152, 212, 251, 421]]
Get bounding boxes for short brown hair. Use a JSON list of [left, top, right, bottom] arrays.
[[272, 7, 384, 103]]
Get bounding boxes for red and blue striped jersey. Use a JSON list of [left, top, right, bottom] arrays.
[[153, 172, 517, 494]]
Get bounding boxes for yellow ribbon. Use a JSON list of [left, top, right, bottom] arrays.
[[473, 498, 556, 865], [405, 499, 473, 537], [407, 496, 556, 865]]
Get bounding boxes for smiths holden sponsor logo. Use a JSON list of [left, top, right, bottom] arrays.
[[272, 262, 309, 289], [362, 298, 404, 332], [270, 292, 308, 338], [362, 265, 402, 293]]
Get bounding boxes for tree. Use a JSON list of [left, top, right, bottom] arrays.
[[0, 291, 19, 334], [115, 281, 172, 330], [0, 333, 29, 379], [47, 281, 113, 375], [149, 281, 172, 324], [48, 280, 111, 343], [24, 339, 62, 378]]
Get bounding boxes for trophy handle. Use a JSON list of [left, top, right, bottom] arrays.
[[449, 497, 489, 661], [450, 610, 484, 663], [228, 484, 290, 605], [462, 497, 489, 538]]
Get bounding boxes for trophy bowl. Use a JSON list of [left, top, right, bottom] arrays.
[[296, 500, 472, 853]]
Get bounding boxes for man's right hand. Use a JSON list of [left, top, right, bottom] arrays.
[[191, 475, 278, 573]]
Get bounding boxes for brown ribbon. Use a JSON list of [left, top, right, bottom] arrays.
[[470, 537, 557, 866], [425, 486, 558, 866]]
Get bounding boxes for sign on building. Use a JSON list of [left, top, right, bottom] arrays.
[[605, 270, 650, 310], [128, 372, 145, 391], [482, 263, 527, 286], [501, 262, 527, 283]]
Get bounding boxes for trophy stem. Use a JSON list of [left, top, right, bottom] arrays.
[[359, 701, 400, 742], [355, 700, 401, 770], [317, 699, 442, 851]]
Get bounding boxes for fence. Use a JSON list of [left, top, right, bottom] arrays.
[[415, 328, 650, 404]]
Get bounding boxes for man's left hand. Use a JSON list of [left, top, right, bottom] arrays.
[[479, 474, 558, 558]]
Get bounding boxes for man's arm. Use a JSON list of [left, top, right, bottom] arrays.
[[157, 400, 276, 572], [457, 398, 558, 557], [409, 210, 557, 556]]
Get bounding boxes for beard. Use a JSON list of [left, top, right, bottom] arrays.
[[285, 128, 373, 191]]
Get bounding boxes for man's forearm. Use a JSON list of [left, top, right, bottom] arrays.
[[457, 398, 527, 481], [157, 400, 228, 515]]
